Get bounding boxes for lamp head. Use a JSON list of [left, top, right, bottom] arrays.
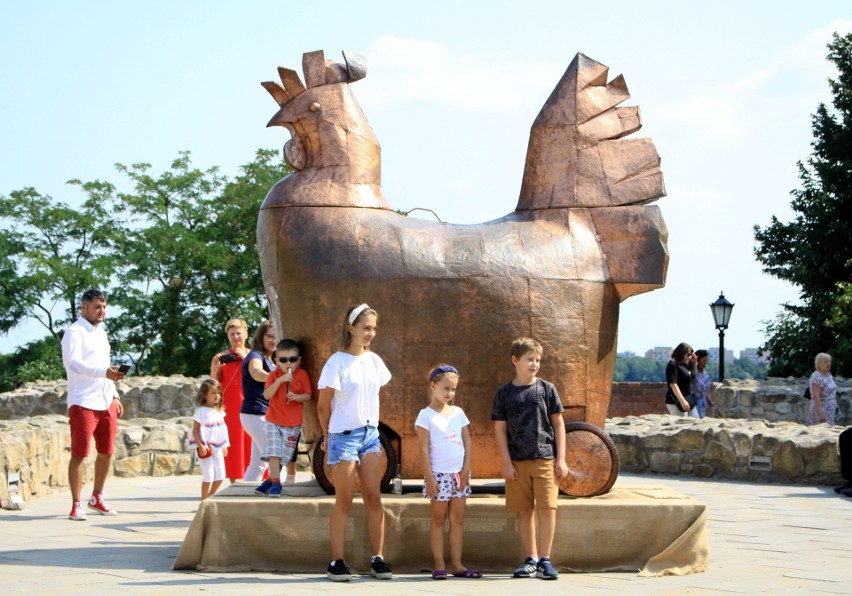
[[710, 292, 734, 330]]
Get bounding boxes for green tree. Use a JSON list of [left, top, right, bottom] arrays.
[[613, 355, 767, 383], [0, 149, 291, 382], [0, 187, 117, 339], [73, 149, 291, 376], [0, 336, 65, 391], [613, 356, 668, 382], [754, 31, 852, 377]]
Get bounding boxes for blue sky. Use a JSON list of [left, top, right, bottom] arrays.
[[1, 2, 850, 358]]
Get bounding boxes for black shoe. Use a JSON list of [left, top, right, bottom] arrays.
[[842, 487, 852, 498], [327, 559, 352, 582], [371, 557, 393, 579], [833, 481, 852, 494]]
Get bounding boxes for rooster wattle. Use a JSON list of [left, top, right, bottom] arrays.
[[258, 50, 667, 491]]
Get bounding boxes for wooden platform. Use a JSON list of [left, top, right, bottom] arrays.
[[174, 480, 708, 576]]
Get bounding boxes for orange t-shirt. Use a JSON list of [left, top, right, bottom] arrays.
[[264, 367, 311, 427]]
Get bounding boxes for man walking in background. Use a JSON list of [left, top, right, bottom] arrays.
[[61, 289, 126, 521]]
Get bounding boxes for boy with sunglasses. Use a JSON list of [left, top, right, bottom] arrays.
[[255, 339, 312, 496]]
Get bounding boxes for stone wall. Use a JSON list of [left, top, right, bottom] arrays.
[[713, 377, 850, 426], [606, 415, 843, 485], [0, 414, 195, 503], [0, 376, 202, 420], [1, 376, 849, 503], [4, 376, 848, 424]]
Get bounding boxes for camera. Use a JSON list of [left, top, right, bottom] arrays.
[[218, 353, 238, 364], [118, 364, 131, 374]]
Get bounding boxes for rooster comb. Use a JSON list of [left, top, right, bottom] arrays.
[[261, 50, 367, 107]]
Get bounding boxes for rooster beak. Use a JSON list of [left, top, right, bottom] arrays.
[[266, 108, 294, 128]]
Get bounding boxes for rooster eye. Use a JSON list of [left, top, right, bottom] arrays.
[[309, 101, 321, 113]]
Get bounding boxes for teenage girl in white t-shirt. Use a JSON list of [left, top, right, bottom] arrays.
[[317, 304, 393, 582], [415, 364, 480, 580]]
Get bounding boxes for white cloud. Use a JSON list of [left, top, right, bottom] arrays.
[[655, 19, 852, 144], [358, 34, 558, 112]]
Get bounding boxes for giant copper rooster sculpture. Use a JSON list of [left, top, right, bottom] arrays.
[[258, 50, 667, 495]]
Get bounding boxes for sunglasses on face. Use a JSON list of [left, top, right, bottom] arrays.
[[276, 356, 300, 363]]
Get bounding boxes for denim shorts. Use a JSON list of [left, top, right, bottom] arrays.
[[327, 425, 381, 465]]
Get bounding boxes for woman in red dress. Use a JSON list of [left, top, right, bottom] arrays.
[[210, 319, 252, 482]]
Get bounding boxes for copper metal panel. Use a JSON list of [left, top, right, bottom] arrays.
[[302, 50, 326, 89], [257, 51, 669, 481]]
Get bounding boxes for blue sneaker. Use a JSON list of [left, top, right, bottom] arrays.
[[267, 482, 283, 498], [254, 479, 273, 495], [513, 557, 537, 578], [535, 557, 559, 580]]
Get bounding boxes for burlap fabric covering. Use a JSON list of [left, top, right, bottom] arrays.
[[174, 482, 708, 576]]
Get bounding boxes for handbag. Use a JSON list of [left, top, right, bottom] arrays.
[[196, 446, 212, 459], [678, 392, 697, 413], [803, 386, 811, 400]]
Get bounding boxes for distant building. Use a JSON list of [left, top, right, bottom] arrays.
[[617, 351, 637, 358], [709, 347, 734, 365], [645, 346, 672, 362], [740, 348, 770, 364]]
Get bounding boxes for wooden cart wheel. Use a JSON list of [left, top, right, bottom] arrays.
[[558, 421, 619, 497], [312, 429, 397, 495]]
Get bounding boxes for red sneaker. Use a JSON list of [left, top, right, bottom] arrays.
[[87, 493, 118, 516], [69, 501, 87, 521]]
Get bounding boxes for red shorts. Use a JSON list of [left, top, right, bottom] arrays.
[[69, 401, 118, 457]]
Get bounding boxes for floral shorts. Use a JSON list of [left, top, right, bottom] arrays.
[[422, 472, 472, 501]]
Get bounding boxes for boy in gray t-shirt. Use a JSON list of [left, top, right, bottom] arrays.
[[492, 337, 567, 580]]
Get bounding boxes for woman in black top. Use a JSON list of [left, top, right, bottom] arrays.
[[240, 320, 277, 482], [665, 342, 698, 417]]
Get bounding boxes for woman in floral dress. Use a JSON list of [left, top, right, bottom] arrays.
[[807, 353, 838, 426]]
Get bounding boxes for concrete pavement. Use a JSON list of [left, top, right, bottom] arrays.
[[1, 472, 850, 594]]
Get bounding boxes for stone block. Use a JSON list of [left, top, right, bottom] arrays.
[[140, 426, 184, 452], [123, 427, 145, 448], [800, 441, 840, 476], [158, 384, 180, 399], [152, 453, 180, 476], [739, 390, 755, 407], [728, 433, 749, 457], [668, 428, 707, 452], [610, 439, 642, 469], [693, 464, 714, 478], [647, 451, 680, 474], [638, 432, 671, 450], [176, 453, 194, 474], [114, 454, 152, 477], [1, 438, 28, 471], [770, 441, 804, 480], [141, 389, 163, 415], [716, 429, 735, 451], [750, 434, 781, 456], [682, 453, 704, 465], [704, 441, 736, 472], [760, 392, 790, 404]]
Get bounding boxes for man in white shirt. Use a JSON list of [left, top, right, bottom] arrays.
[[61, 289, 126, 521]]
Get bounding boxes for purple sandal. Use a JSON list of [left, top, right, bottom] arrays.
[[432, 569, 447, 580]]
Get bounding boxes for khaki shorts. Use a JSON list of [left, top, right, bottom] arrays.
[[505, 458, 558, 512]]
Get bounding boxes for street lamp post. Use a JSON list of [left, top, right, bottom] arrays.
[[709, 292, 734, 382]]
